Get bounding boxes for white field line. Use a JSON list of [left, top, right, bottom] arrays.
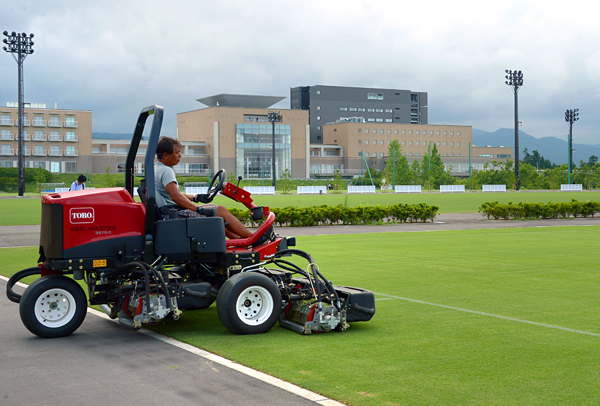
[[0, 274, 343, 406], [374, 292, 600, 338]]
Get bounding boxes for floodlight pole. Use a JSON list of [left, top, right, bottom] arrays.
[[3, 30, 34, 196], [505, 69, 523, 190], [565, 108, 579, 184], [267, 111, 282, 189]]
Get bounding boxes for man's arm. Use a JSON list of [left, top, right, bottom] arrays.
[[164, 182, 198, 211]]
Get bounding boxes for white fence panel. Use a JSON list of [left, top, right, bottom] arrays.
[[440, 185, 465, 193], [185, 187, 209, 194], [297, 186, 327, 194], [55, 188, 70, 193], [244, 186, 275, 195], [561, 184, 583, 191], [395, 185, 422, 193], [348, 185, 376, 194], [482, 184, 506, 192]]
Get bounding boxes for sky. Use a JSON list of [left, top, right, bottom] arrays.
[[2, 0, 600, 145]]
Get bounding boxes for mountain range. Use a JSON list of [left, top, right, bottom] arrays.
[[92, 129, 600, 166], [472, 128, 599, 166]]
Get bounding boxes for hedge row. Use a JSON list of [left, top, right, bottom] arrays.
[[478, 199, 600, 220], [229, 203, 439, 227]]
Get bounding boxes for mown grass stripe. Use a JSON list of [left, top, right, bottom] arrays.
[[374, 292, 600, 338]]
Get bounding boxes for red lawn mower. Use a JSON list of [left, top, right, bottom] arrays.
[[7, 105, 375, 338]]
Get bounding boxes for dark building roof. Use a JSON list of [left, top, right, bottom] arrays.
[[196, 94, 285, 108]]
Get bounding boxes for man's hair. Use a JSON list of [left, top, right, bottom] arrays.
[[78, 175, 87, 183], [156, 137, 182, 160]]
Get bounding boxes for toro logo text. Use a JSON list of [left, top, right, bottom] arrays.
[[70, 207, 95, 224]]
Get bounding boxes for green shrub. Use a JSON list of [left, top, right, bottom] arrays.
[[478, 199, 600, 220]]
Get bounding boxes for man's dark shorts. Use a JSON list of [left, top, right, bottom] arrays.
[[177, 203, 218, 218]]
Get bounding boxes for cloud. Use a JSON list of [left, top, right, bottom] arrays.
[[1, 0, 600, 145]]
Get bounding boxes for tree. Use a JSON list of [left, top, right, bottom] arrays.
[[587, 155, 598, 168], [279, 168, 292, 194], [382, 140, 411, 186], [421, 143, 454, 189]]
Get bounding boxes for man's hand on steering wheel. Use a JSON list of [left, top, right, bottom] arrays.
[[193, 169, 226, 204]]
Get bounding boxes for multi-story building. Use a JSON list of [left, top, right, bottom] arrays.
[[177, 94, 310, 179], [290, 85, 428, 144], [0, 104, 91, 173], [314, 121, 512, 177], [1, 96, 511, 182]]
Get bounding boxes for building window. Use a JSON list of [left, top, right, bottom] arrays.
[[375, 108, 383, 113], [380, 140, 384, 145], [444, 142, 447, 146], [457, 131, 461, 135], [437, 141, 440, 146], [49, 116, 61, 127], [437, 131, 440, 135], [50, 161, 60, 172], [457, 154, 461, 157], [358, 129, 362, 133], [444, 131, 447, 135], [316, 116, 321, 120], [409, 153, 413, 156], [409, 130, 413, 135], [340, 107, 347, 111], [358, 140, 362, 144], [365, 129, 369, 134], [31, 161, 45, 169], [457, 142, 461, 146], [375, 118, 383, 122], [33, 115, 45, 126], [367, 118, 375, 122], [451, 131, 454, 135], [367, 93, 383, 100], [365, 152, 369, 157], [451, 142, 454, 146], [1, 114, 12, 125], [65, 162, 76, 173], [366, 140, 369, 145], [409, 141, 413, 145], [380, 152, 384, 157], [1, 161, 12, 167], [358, 108, 365, 112], [349, 107, 357, 112], [416, 130, 420, 135], [317, 126, 321, 130], [317, 106, 321, 110], [386, 119, 392, 123], [402, 141, 406, 145], [92, 147, 102, 154], [416, 153, 420, 156]]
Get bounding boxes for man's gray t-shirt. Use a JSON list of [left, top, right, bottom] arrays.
[[154, 162, 177, 208]]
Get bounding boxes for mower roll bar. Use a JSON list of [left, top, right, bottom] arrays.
[[125, 105, 164, 262]]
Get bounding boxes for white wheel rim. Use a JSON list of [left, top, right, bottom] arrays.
[[34, 288, 77, 328], [235, 286, 274, 326]]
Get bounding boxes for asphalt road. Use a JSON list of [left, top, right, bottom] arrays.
[[2, 214, 599, 406]]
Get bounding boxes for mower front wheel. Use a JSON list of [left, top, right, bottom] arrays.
[[217, 273, 282, 335], [19, 275, 87, 338]]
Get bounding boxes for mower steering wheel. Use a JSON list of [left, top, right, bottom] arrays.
[[206, 169, 226, 202]]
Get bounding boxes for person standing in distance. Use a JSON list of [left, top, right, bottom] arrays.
[[69, 175, 87, 191]]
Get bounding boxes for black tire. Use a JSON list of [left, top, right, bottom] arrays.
[[216, 273, 282, 335], [19, 275, 87, 338]]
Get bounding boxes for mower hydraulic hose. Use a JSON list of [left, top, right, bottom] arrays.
[[6, 267, 41, 303], [273, 249, 342, 311]]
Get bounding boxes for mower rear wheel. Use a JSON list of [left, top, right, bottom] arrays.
[[217, 273, 282, 335], [19, 275, 87, 338]]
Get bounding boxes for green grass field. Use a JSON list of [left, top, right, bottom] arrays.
[[2, 226, 600, 405], [2, 190, 600, 226]]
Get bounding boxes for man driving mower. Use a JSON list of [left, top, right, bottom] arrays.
[[155, 136, 252, 240]]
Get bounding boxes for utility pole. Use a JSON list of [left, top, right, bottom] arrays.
[[267, 111, 282, 190], [565, 108, 579, 184], [505, 69, 523, 190], [3, 31, 35, 196]]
